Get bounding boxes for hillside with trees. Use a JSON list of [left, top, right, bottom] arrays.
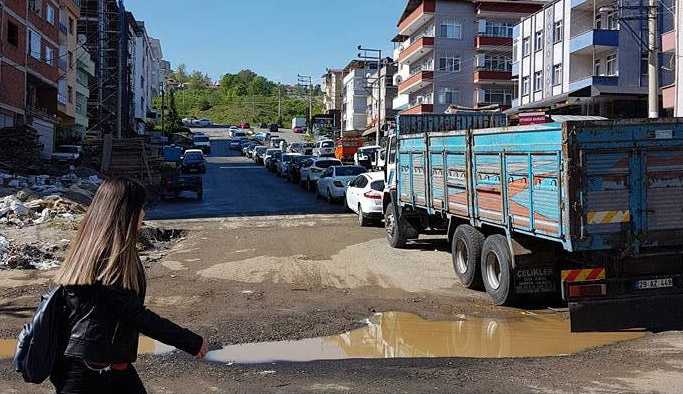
[[157, 65, 324, 126]]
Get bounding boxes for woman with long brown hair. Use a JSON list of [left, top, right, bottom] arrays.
[[50, 177, 208, 394]]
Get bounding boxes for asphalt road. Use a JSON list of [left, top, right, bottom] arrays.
[[147, 127, 335, 220]]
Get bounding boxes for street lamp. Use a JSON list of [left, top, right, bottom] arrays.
[[358, 45, 383, 145]]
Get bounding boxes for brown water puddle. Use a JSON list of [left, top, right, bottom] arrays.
[[205, 311, 645, 364], [0, 336, 173, 360], [0, 311, 645, 364]]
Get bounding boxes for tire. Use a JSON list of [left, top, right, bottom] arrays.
[[481, 235, 516, 306], [358, 205, 370, 227], [451, 225, 485, 289], [326, 189, 334, 204], [384, 203, 407, 248], [307, 178, 313, 192]]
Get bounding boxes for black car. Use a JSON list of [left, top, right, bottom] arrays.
[[269, 123, 279, 133], [258, 122, 268, 129], [287, 155, 313, 184], [266, 151, 282, 172], [180, 150, 206, 173]]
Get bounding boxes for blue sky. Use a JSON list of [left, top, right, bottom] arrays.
[[125, 0, 405, 85]]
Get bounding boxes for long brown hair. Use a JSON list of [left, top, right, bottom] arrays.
[[55, 177, 147, 294]]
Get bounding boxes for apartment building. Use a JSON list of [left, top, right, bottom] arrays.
[[662, 0, 681, 116], [130, 18, 154, 135], [0, 0, 61, 158], [366, 59, 398, 137], [393, 0, 542, 115], [73, 34, 93, 138], [322, 68, 343, 112], [56, 0, 80, 143], [342, 60, 378, 134], [511, 0, 675, 117]]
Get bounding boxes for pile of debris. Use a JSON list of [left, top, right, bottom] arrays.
[[0, 172, 102, 227], [0, 234, 67, 270], [0, 126, 42, 173]]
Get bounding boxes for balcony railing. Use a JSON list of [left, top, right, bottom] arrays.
[[58, 93, 68, 105], [398, 0, 436, 35], [59, 23, 68, 35], [399, 36, 435, 64]]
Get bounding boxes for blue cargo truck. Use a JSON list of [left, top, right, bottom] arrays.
[[383, 115, 683, 331]]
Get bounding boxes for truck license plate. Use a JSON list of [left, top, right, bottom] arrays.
[[634, 278, 673, 290]]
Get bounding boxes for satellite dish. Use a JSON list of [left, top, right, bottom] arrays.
[[398, 45, 405, 52], [394, 75, 403, 85]]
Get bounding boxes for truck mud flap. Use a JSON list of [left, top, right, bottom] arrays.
[[570, 293, 683, 332]]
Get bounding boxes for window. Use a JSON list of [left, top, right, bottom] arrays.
[[594, 59, 602, 76], [512, 38, 519, 62], [534, 71, 543, 92], [28, 29, 42, 60], [596, 14, 603, 29], [440, 21, 462, 39], [522, 37, 531, 56], [553, 64, 563, 85], [641, 53, 649, 76], [535, 31, 543, 51], [68, 86, 73, 104], [607, 11, 619, 30], [68, 51, 73, 68], [483, 89, 513, 105], [483, 55, 511, 71], [68, 17, 75, 35], [522, 76, 530, 95], [45, 46, 54, 66], [554, 21, 563, 42], [439, 87, 460, 104], [484, 21, 513, 37], [46, 5, 55, 24], [7, 22, 19, 47], [606, 53, 618, 76], [28, 0, 41, 13], [439, 56, 461, 72]]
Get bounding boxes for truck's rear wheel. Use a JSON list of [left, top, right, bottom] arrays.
[[481, 235, 515, 306], [452, 225, 484, 289], [384, 203, 406, 248]]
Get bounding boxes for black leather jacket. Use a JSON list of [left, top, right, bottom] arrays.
[[59, 285, 202, 364]]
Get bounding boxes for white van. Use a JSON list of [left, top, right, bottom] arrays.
[[313, 140, 335, 157], [192, 133, 211, 154], [231, 129, 247, 139]]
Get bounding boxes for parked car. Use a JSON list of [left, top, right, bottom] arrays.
[[231, 129, 248, 139], [293, 126, 304, 134], [263, 148, 282, 168], [345, 171, 385, 226], [192, 133, 211, 154], [316, 166, 367, 203], [269, 138, 285, 148], [254, 146, 268, 165], [162, 168, 203, 200], [287, 155, 313, 184], [313, 140, 335, 157], [276, 153, 302, 177], [266, 150, 283, 172], [253, 132, 271, 141], [182, 118, 195, 127], [354, 145, 382, 168], [299, 157, 342, 191], [258, 122, 268, 129], [269, 123, 280, 133], [302, 143, 315, 155], [228, 139, 243, 150], [180, 149, 206, 173], [51, 145, 83, 165], [244, 142, 258, 157], [195, 118, 213, 127], [287, 142, 302, 153]]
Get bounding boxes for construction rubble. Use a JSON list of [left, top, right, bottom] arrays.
[[0, 234, 67, 270], [0, 172, 103, 227]]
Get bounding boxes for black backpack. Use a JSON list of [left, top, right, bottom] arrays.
[[13, 286, 65, 383]]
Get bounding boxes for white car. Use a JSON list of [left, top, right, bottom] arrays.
[[346, 171, 385, 226], [192, 133, 211, 154], [231, 129, 248, 139], [299, 157, 342, 191], [313, 140, 335, 157], [277, 153, 301, 177], [195, 118, 213, 127], [354, 145, 381, 167], [316, 166, 367, 203], [263, 148, 282, 168]]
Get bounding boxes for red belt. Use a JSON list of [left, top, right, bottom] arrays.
[[84, 361, 129, 371]]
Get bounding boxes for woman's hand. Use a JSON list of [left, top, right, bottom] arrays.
[[195, 340, 209, 359]]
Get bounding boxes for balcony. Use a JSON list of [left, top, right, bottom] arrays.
[[402, 104, 434, 114], [474, 69, 513, 83], [475, 35, 513, 49], [398, 0, 436, 36], [569, 75, 618, 92], [662, 30, 676, 53], [398, 71, 434, 95], [58, 93, 68, 105], [570, 29, 619, 55], [399, 36, 434, 65]]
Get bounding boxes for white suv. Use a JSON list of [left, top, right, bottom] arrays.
[[313, 140, 335, 157], [299, 157, 342, 191]]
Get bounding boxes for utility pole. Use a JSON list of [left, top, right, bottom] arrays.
[[298, 74, 313, 134], [278, 83, 282, 126], [358, 45, 382, 146], [161, 86, 165, 132], [647, 0, 659, 118]]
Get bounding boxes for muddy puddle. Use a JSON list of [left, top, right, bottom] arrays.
[[0, 336, 173, 360], [203, 311, 645, 364], [0, 311, 645, 364]]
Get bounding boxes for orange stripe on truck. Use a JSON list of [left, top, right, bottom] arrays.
[[561, 268, 605, 282]]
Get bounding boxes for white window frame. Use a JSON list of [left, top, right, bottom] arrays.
[[46, 4, 55, 25], [439, 87, 460, 105], [522, 76, 530, 95], [45, 46, 54, 66], [607, 11, 619, 30], [554, 20, 563, 43], [28, 29, 42, 60], [535, 30, 543, 52], [522, 37, 531, 57], [440, 20, 462, 39], [440, 55, 461, 72], [553, 64, 562, 86], [606, 53, 618, 76], [534, 71, 543, 92]]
